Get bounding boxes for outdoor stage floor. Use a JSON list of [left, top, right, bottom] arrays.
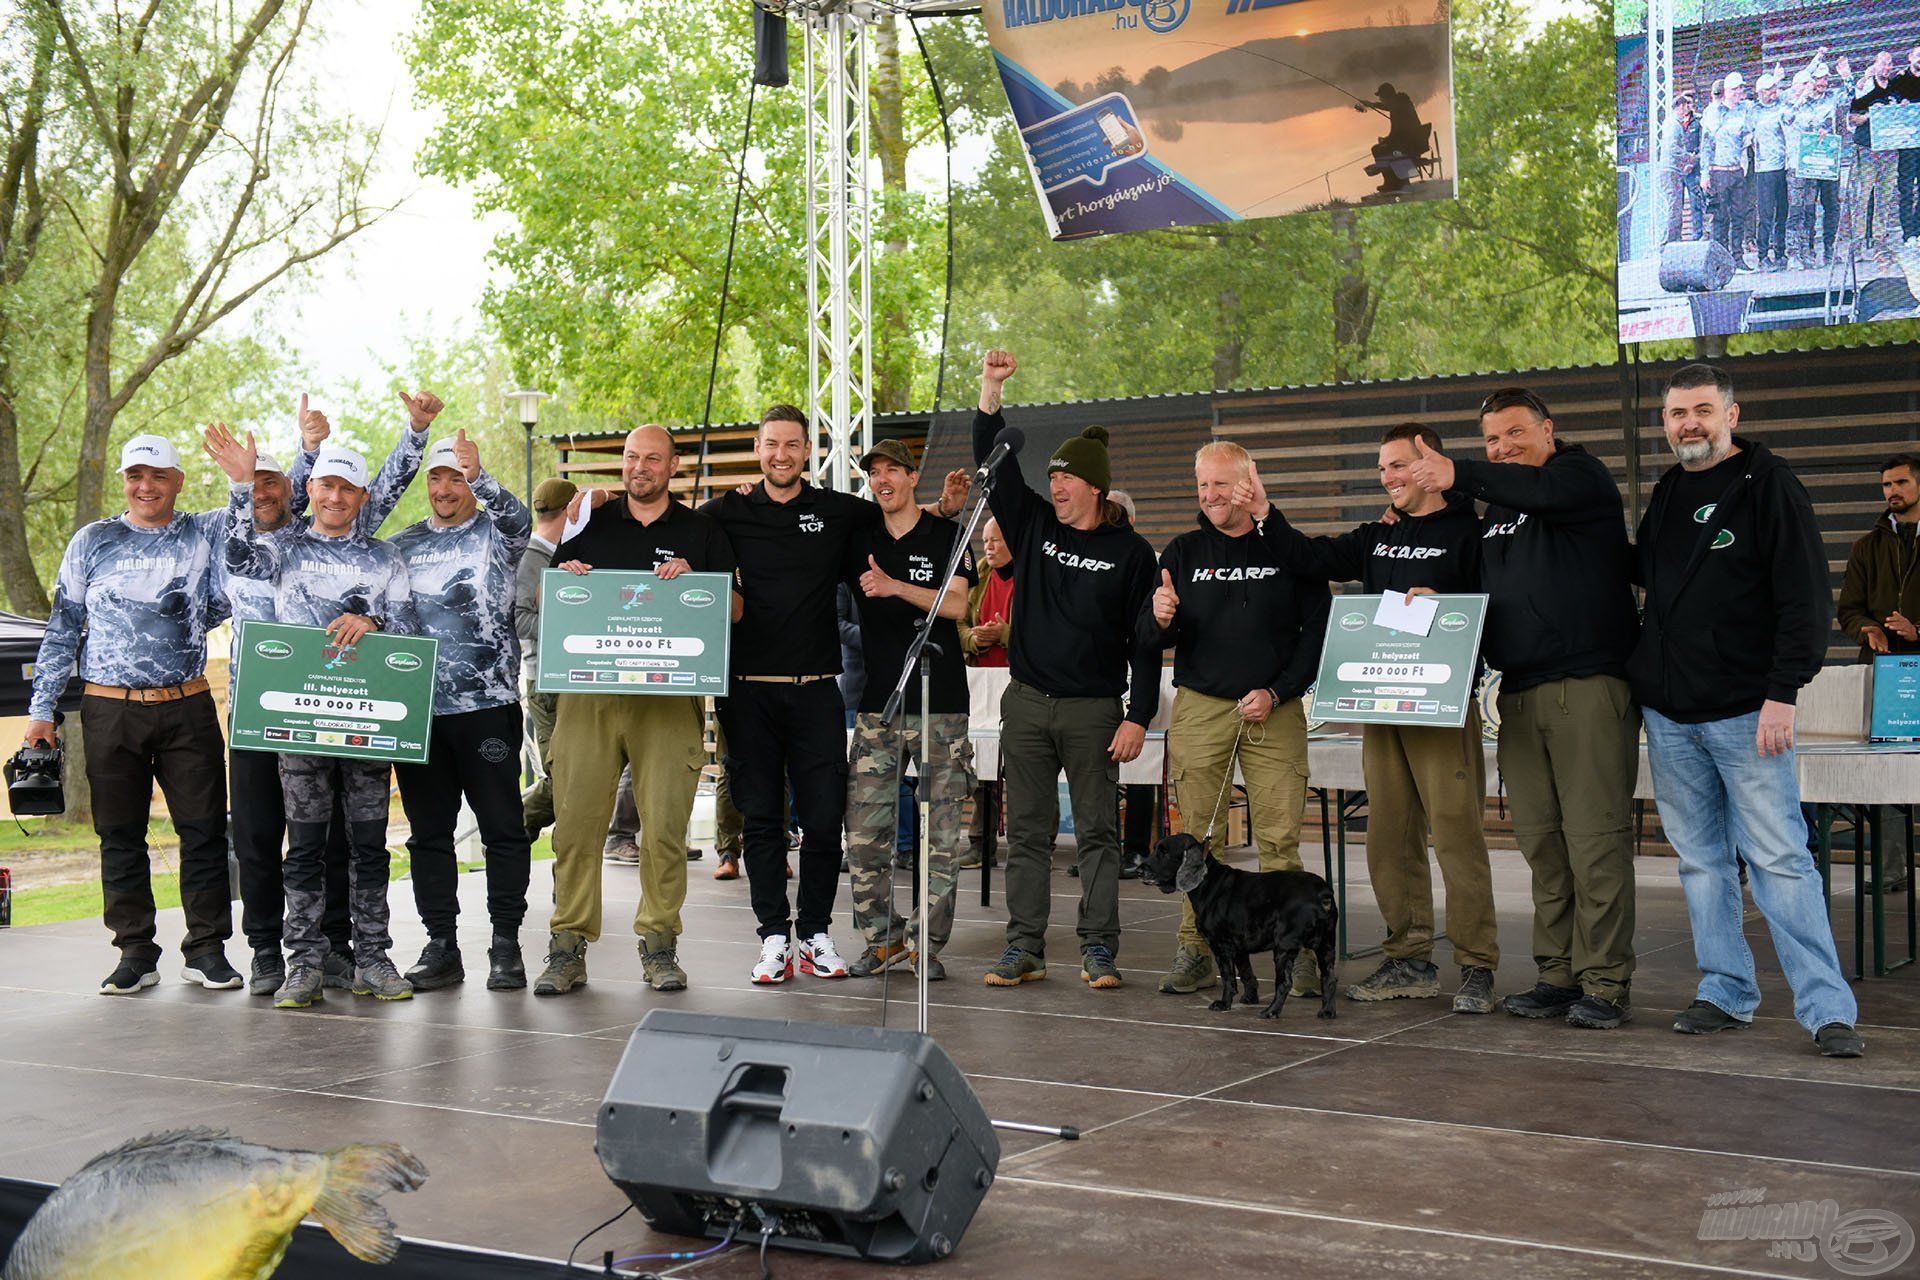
[[2, 843, 1917, 1279]]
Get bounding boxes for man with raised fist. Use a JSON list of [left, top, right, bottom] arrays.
[[388, 428, 535, 993], [1138, 442, 1330, 997], [973, 351, 1159, 992]]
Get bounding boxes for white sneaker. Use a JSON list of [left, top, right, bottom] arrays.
[[797, 932, 848, 979], [751, 934, 793, 985]]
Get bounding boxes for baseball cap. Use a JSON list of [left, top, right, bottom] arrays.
[[118, 434, 182, 473], [859, 439, 918, 472], [1724, 71, 1745, 88], [423, 438, 465, 476], [1756, 72, 1777, 90], [1793, 69, 1813, 87], [532, 477, 578, 515], [309, 446, 369, 489], [253, 450, 284, 476], [1809, 60, 1830, 78]]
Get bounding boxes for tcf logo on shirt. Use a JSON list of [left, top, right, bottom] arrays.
[[798, 513, 825, 534]]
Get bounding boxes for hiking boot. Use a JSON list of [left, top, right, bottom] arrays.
[[1289, 949, 1323, 998], [1672, 999, 1747, 1035], [1452, 966, 1495, 1014], [1117, 851, 1148, 881], [181, 950, 244, 991], [1814, 1023, 1866, 1058], [248, 948, 286, 997], [848, 942, 909, 978], [957, 845, 983, 870], [909, 952, 946, 982], [1158, 945, 1219, 994], [1081, 944, 1123, 990], [639, 932, 687, 992], [321, 948, 354, 990], [1502, 981, 1582, 1018], [983, 945, 1046, 987], [273, 964, 325, 1009], [797, 932, 848, 979], [1344, 958, 1441, 1002], [485, 935, 526, 991], [100, 960, 159, 996], [751, 934, 793, 985], [603, 838, 640, 865], [352, 955, 414, 1001], [533, 932, 588, 995], [685, 846, 703, 861], [405, 938, 464, 992], [1567, 993, 1631, 1029], [713, 854, 741, 881]]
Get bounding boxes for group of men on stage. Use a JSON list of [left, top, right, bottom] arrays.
[[20, 352, 1876, 1057], [1660, 43, 1920, 271]]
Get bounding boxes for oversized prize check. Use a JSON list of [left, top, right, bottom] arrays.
[[229, 620, 439, 763], [535, 569, 732, 695], [1309, 594, 1489, 729]]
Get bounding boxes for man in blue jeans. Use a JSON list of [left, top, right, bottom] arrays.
[[1627, 363, 1863, 1058]]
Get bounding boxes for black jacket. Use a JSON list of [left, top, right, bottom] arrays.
[[1450, 442, 1638, 694], [1260, 492, 1482, 594], [974, 410, 1160, 724], [1627, 436, 1831, 720], [1137, 514, 1332, 702]]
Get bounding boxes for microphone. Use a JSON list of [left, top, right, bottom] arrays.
[[974, 426, 1024, 480]]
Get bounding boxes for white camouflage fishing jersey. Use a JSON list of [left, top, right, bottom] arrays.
[[224, 485, 417, 633], [28, 509, 226, 720], [286, 421, 427, 536], [386, 472, 531, 714]]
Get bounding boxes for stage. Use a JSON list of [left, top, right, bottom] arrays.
[[2, 844, 1917, 1278]]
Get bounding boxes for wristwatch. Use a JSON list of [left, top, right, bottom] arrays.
[[365, 614, 385, 632]]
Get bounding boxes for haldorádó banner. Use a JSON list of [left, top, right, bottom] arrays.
[[983, 0, 1457, 240]]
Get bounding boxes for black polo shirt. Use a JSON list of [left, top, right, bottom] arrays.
[[553, 496, 737, 576], [847, 512, 975, 715], [700, 481, 879, 677]]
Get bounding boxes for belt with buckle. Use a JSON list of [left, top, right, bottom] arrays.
[[84, 676, 210, 704], [735, 674, 837, 685]]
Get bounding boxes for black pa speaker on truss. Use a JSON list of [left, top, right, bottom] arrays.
[[1658, 238, 1738, 293], [596, 1011, 1000, 1265], [752, 4, 789, 88]]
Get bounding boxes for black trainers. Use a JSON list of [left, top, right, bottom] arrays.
[[1672, 999, 1747, 1035], [1452, 966, 1495, 1014], [1344, 957, 1441, 1002], [1567, 993, 1631, 1029], [100, 960, 159, 996], [181, 951, 244, 991], [273, 964, 325, 1009], [1080, 944, 1122, 989], [1814, 1023, 1865, 1058], [1501, 981, 1582, 1018], [486, 935, 526, 991], [321, 949, 354, 990], [248, 948, 286, 997], [1117, 853, 1147, 881], [405, 938, 465, 992], [848, 942, 909, 978]]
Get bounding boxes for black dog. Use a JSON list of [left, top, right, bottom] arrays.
[[1140, 833, 1338, 1021]]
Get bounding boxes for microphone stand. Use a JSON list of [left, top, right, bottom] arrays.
[[880, 466, 996, 1034]]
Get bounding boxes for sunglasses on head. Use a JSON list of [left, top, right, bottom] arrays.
[[1478, 388, 1551, 419]]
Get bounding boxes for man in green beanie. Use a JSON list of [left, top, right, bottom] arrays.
[[972, 351, 1160, 991]]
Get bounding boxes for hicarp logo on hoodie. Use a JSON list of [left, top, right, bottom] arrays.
[[1042, 540, 1114, 572]]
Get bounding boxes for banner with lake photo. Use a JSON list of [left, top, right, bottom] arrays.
[[981, 0, 1457, 240]]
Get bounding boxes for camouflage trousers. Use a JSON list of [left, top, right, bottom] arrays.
[[846, 712, 971, 954], [278, 753, 393, 969]]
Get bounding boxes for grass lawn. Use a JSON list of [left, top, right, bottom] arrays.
[[8, 835, 556, 929]]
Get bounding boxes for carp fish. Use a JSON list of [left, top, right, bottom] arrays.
[[2, 1128, 428, 1280]]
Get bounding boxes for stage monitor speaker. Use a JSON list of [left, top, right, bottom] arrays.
[[752, 6, 789, 88], [596, 1011, 999, 1266], [1659, 239, 1737, 293]]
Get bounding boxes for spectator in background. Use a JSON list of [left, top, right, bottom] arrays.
[[1109, 488, 1159, 881], [514, 477, 577, 842], [961, 518, 1013, 667]]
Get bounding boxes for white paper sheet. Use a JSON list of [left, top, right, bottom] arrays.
[[1373, 591, 1437, 637]]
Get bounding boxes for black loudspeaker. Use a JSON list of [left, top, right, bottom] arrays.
[[1659, 239, 1738, 293], [752, 5, 789, 88], [596, 1011, 999, 1266]]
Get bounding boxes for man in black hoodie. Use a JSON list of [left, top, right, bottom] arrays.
[[1631, 363, 1862, 1059], [1139, 440, 1331, 998], [1261, 423, 1498, 1013], [1407, 388, 1640, 1031], [973, 351, 1160, 992]]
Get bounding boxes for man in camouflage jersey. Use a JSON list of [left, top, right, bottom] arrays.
[[25, 434, 239, 995], [209, 423, 418, 1009], [842, 440, 975, 982], [389, 429, 533, 993]]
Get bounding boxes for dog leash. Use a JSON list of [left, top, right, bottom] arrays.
[[1200, 719, 1251, 844]]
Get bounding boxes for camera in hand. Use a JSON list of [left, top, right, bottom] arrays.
[[5, 742, 65, 816]]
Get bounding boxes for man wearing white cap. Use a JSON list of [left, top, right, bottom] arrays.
[[207, 423, 418, 1009], [1787, 66, 1843, 268], [214, 397, 417, 997], [23, 433, 240, 995], [286, 389, 442, 533], [1701, 71, 1755, 264], [388, 429, 534, 993], [1752, 73, 1792, 271]]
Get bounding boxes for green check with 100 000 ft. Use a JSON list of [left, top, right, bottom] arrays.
[[229, 620, 440, 763], [535, 568, 732, 695], [1310, 594, 1488, 729]]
